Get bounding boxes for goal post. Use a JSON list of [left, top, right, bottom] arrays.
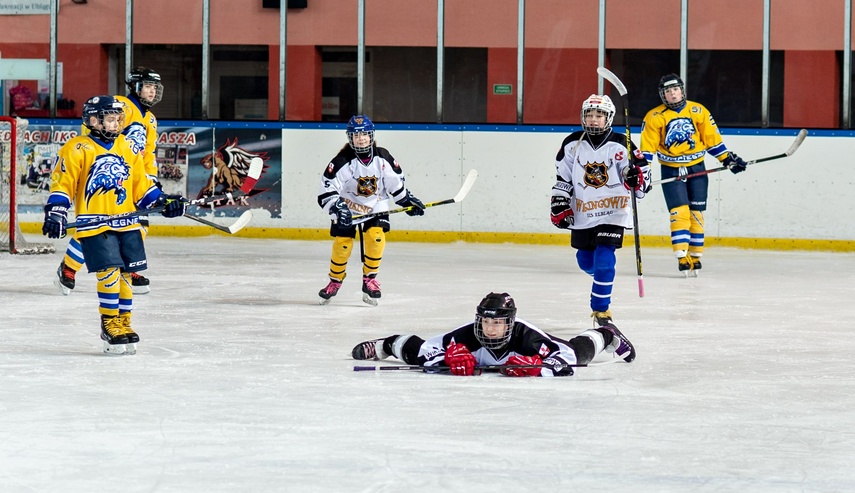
[[0, 116, 56, 254]]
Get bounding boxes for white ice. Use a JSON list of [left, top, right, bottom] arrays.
[[2, 236, 855, 492]]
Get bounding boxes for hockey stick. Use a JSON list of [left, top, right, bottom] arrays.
[[351, 169, 478, 221], [353, 359, 621, 372], [597, 66, 644, 298], [652, 128, 808, 185], [182, 210, 253, 234]]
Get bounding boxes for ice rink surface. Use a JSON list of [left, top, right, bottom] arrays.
[[2, 236, 854, 492]]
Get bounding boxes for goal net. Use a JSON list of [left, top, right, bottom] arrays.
[[0, 116, 56, 254]]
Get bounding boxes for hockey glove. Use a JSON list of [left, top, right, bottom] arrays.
[[396, 191, 425, 216], [42, 203, 68, 239], [724, 152, 747, 174], [541, 357, 574, 377], [501, 355, 543, 377], [444, 343, 478, 376], [331, 198, 352, 228], [154, 193, 188, 218], [623, 165, 644, 191], [550, 196, 574, 229]]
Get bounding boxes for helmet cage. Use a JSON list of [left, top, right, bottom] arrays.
[[580, 94, 615, 135], [474, 314, 514, 350], [126, 67, 164, 108], [82, 96, 125, 141], [658, 74, 686, 110], [474, 292, 517, 350], [346, 115, 375, 153]]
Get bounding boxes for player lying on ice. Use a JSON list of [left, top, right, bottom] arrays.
[[351, 292, 636, 376]]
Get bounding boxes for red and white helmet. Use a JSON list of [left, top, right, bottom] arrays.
[[580, 94, 615, 135]]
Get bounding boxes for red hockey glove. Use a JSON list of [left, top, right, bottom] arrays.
[[444, 343, 477, 376], [550, 196, 574, 229], [623, 165, 644, 191], [501, 355, 543, 377]]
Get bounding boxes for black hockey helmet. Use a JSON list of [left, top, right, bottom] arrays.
[[82, 95, 125, 141], [126, 67, 163, 108], [474, 292, 516, 350], [658, 73, 686, 110]]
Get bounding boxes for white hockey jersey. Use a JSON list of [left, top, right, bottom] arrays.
[[317, 145, 411, 220], [552, 130, 650, 230]]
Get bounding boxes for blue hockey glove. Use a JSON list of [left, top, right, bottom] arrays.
[[331, 198, 352, 228], [154, 193, 188, 218], [396, 191, 425, 216], [42, 203, 68, 239], [724, 152, 747, 174]]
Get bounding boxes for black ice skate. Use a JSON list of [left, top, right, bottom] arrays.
[[101, 315, 129, 356], [318, 279, 342, 305], [601, 322, 636, 363], [55, 261, 76, 295], [591, 309, 613, 327], [361, 275, 381, 306], [118, 312, 139, 355], [351, 339, 389, 360], [129, 272, 151, 294], [678, 255, 700, 278]]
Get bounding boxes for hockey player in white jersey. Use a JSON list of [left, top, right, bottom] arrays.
[[351, 292, 636, 376], [550, 95, 651, 326], [316, 115, 425, 306]]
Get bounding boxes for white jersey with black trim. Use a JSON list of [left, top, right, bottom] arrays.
[[552, 129, 650, 230], [317, 145, 410, 219]]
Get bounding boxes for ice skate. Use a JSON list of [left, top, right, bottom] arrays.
[[678, 255, 699, 278], [100, 315, 129, 356], [601, 322, 636, 362], [318, 279, 342, 305], [129, 272, 151, 294], [361, 275, 381, 306], [591, 309, 613, 327], [351, 339, 389, 360], [118, 312, 139, 355], [54, 261, 76, 295]]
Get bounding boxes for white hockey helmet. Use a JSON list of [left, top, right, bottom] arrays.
[[580, 94, 615, 135]]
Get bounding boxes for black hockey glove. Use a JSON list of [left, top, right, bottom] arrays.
[[331, 198, 352, 228], [550, 196, 574, 229], [396, 191, 425, 216], [541, 357, 574, 377], [154, 193, 188, 218], [623, 165, 643, 191], [724, 152, 747, 174], [42, 203, 68, 239]]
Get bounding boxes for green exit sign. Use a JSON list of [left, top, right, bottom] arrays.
[[493, 84, 513, 95]]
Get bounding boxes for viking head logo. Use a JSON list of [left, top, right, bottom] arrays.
[[664, 117, 696, 150], [85, 154, 130, 207], [356, 176, 378, 197], [124, 122, 147, 155], [584, 162, 609, 188]]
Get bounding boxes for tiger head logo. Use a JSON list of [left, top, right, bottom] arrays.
[[85, 154, 130, 207], [584, 162, 608, 188], [356, 176, 378, 197]]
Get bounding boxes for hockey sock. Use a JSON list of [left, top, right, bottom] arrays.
[[576, 249, 595, 276], [328, 236, 353, 281], [590, 245, 616, 312], [119, 271, 134, 314], [63, 235, 85, 272], [669, 205, 691, 254], [96, 267, 121, 317], [688, 209, 704, 256], [389, 335, 426, 364], [362, 226, 386, 277]]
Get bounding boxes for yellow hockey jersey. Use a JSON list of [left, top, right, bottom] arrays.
[[47, 134, 160, 238], [79, 94, 158, 178], [640, 100, 731, 168]]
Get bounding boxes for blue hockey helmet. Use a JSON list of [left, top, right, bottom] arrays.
[[346, 115, 375, 153], [658, 73, 686, 110], [475, 292, 517, 350], [82, 95, 125, 141]]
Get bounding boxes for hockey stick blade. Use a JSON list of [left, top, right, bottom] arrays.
[[597, 67, 627, 96], [351, 169, 478, 221], [652, 129, 808, 186], [183, 210, 253, 234]]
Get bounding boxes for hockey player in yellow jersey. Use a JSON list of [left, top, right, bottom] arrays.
[[640, 74, 747, 276], [55, 67, 164, 294], [42, 95, 187, 355]]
